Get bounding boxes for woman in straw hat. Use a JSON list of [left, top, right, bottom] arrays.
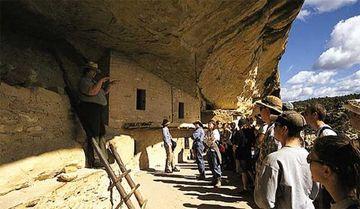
[[254, 96, 283, 191]]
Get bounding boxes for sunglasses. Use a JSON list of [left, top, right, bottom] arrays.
[[306, 154, 325, 165], [306, 154, 341, 172]]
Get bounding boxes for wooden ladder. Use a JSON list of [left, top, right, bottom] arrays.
[[91, 138, 147, 209]]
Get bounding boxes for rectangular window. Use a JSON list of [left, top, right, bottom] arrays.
[[136, 89, 146, 110], [178, 102, 184, 119]]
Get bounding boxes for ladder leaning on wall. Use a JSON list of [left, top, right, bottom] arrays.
[[53, 51, 146, 209], [91, 138, 147, 209]]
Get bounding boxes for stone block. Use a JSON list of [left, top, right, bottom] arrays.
[[109, 135, 137, 169], [0, 83, 85, 195], [57, 173, 78, 182]]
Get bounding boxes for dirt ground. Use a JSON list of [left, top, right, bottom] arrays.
[[1, 162, 258, 209], [136, 162, 257, 209]]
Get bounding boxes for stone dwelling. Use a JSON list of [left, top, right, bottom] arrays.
[[0, 0, 303, 206], [108, 51, 201, 169]]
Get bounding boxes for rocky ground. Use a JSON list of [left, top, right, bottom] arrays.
[[1, 162, 256, 209]]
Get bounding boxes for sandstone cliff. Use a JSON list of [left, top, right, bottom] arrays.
[[1, 0, 303, 110], [0, 1, 304, 207]]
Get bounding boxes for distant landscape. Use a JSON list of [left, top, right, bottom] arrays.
[[292, 93, 359, 139]]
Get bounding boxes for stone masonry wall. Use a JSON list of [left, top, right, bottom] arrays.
[[109, 51, 200, 128], [0, 83, 85, 195], [109, 52, 173, 128], [108, 52, 198, 169]]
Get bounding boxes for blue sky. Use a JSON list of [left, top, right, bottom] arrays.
[[279, 0, 360, 101]]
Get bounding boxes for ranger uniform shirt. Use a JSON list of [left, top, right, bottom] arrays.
[[79, 77, 107, 106]]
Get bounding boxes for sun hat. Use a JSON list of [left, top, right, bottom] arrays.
[[193, 120, 204, 128], [255, 95, 283, 114], [83, 61, 101, 73], [162, 119, 171, 126], [275, 110, 306, 131]]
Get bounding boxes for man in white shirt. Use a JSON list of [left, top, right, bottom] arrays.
[[303, 103, 337, 138], [162, 119, 180, 173], [303, 103, 337, 209]]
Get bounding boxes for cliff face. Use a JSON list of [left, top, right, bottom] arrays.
[[0, 1, 303, 204], [1, 0, 303, 109]]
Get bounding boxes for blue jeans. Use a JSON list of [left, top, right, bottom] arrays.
[[193, 141, 205, 174], [207, 149, 221, 179]]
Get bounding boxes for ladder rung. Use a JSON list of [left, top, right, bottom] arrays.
[[108, 169, 132, 190], [108, 178, 121, 190], [120, 169, 131, 178], [124, 184, 140, 202], [91, 138, 139, 209]]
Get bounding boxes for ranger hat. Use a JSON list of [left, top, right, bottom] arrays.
[[255, 95, 283, 114], [83, 61, 101, 73], [193, 120, 203, 128], [162, 119, 171, 126]]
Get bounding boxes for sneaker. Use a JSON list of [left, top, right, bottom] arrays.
[[173, 167, 180, 172], [214, 178, 221, 188], [165, 169, 172, 173]]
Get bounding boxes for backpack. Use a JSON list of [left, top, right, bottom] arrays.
[[317, 126, 338, 138], [317, 126, 354, 143], [171, 139, 177, 151]]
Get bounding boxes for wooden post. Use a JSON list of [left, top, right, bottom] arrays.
[[110, 144, 147, 208], [91, 138, 135, 209]]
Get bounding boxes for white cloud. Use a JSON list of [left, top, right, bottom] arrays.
[[292, 84, 304, 89], [281, 86, 314, 101], [304, 0, 358, 13], [297, 9, 312, 21], [287, 70, 337, 85], [281, 70, 360, 101], [315, 16, 360, 70], [287, 71, 313, 84], [303, 87, 314, 95], [334, 70, 360, 91], [297, 0, 358, 21]]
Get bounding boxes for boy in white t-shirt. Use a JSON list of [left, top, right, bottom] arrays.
[[303, 103, 337, 138]]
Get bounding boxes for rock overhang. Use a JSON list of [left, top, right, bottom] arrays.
[[0, 0, 303, 109]]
